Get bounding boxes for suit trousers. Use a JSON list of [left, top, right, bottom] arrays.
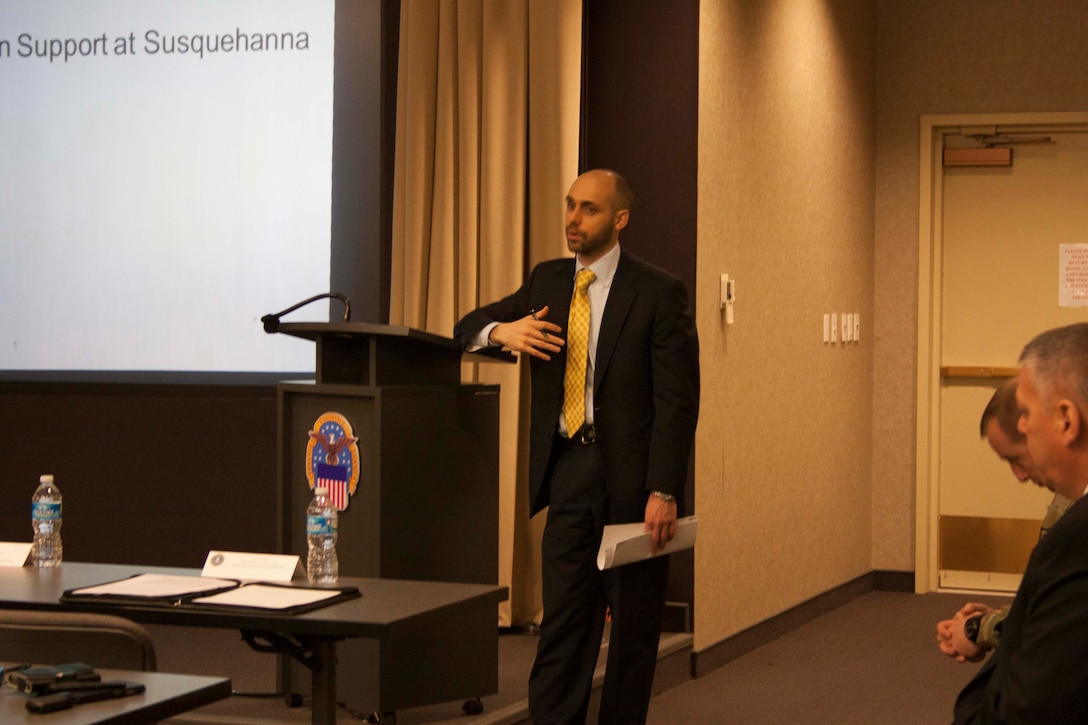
[[528, 437, 669, 725]]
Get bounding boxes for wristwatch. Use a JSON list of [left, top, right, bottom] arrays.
[[964, 614, 982, 644], [651, 491, 675, 503]]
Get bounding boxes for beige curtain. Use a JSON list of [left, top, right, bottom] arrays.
[[390, 0, 581, 626]]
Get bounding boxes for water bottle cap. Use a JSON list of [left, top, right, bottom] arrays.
[[40, 474, 54, 483], [315, 486, 328, 495]]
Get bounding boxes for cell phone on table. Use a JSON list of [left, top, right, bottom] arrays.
[[6, 662, 99, 694], [25, 681, 145, 713]]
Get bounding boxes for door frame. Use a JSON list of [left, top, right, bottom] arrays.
[[915, 111, 1088, 593]]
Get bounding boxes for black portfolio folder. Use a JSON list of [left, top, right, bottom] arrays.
[[60, 574, 360, 615]]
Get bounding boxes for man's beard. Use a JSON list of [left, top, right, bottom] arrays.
[[567, 224, 612, 257]]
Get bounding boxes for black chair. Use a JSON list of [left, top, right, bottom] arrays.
[[0, 609, 157, 671]]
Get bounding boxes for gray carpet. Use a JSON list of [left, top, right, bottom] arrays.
[[158, 590, 1011, 724], [646, 591, 1010, 725]]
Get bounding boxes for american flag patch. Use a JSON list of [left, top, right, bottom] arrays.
[[317, 463, 350, 511]]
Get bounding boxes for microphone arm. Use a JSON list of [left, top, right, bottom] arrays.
[[262, 292, 352, 333]]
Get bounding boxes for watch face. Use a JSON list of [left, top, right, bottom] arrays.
[[965, 616, 981, 642]]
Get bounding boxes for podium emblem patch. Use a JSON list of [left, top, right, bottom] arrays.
[[306, 412, 360, 511]]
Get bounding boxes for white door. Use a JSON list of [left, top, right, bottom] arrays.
[[918, 115, 1088, 593]]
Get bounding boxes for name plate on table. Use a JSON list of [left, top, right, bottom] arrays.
[[0, 542, 32, 567], [202, 550, 305, 582]]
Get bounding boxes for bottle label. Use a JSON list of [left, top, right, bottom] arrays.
[[306, 515, 335, 536], [32, 502, 61, 521]]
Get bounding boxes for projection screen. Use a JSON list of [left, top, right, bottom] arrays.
[[0, 0, 342, 373]]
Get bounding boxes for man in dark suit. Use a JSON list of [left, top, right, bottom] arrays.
[[455, 169, 699, 724], [953, 322, 1088, 723]]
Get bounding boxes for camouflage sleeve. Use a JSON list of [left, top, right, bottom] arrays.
[[1039, 494, 1075, 539], [977, 606, 1010, 650]]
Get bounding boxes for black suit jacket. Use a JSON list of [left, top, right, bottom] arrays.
[[953, 492, 1088, 723], [455, 249, 700, 520]]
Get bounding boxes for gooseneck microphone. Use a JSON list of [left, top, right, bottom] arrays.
[[261, 292, 351, 332]]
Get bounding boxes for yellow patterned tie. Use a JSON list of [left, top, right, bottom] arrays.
[[563, 269, 596, 434]]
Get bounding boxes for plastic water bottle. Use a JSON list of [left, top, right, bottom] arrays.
[[32, 474, 63, 567], [306, 486, 338, 583]]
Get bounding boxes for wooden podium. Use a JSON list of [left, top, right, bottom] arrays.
[[270, 322, 510, 715]]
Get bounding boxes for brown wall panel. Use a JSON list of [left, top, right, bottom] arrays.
[[582, 0, 699, 301], [582, 0, 701, 612], [0, 382, 277, 567]]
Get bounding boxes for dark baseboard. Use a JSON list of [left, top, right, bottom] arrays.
[[691, 570, 912, 678], [873, 569, 914, 592]]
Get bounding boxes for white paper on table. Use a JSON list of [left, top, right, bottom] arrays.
[[69, 573, 238, 598], [0, 542, 32, 567], [596, 516, 698, 570], [190, 584, 343, 610]]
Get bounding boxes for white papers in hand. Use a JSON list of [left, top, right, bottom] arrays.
[[596, 515, 698, 570]]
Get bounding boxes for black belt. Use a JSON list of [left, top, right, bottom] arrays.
[[564, 425, 598, 445]]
